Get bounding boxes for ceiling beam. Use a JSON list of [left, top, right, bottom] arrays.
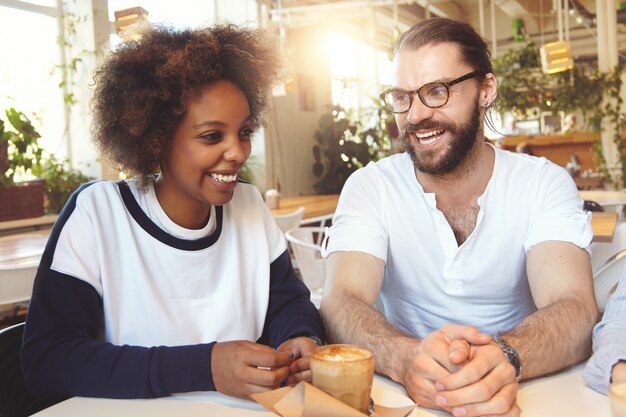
[[412, 0, 463, 19], [493, 0, 549, 35], [271, 0, 415, 17]]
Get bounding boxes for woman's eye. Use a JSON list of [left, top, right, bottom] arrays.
[[200, 132, 222, 142], [240, 128, 255, 139]]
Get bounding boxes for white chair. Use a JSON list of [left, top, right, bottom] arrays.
[[590, 221, 626, 275], [593, 249, 626, 312], [285, 227, 326, 308], [299, 213, 333, 245], [0, 264, 38, 307], [273, 206, 305, 234]]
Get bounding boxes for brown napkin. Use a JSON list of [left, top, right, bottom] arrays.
[[252, 382, 416, 417]]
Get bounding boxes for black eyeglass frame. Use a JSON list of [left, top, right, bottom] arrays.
[[379, 70, 483, 113]]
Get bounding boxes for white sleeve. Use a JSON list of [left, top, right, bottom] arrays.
[[255, 188, 288, 263], [51, 190, 103, 296], [525, 164, 593, 252], [584, 273, 626, 394], [325, 166, 389, 262]]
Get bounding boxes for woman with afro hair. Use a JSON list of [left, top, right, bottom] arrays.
[[22, 23, 325, 401]]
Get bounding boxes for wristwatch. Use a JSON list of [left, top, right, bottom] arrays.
[[306, 335, 324, 346], [290, 333, 324, 346], [492, 336, 522, 382]]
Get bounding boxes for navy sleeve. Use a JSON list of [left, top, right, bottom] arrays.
[[21, 268, 216, 399], [258, 250, 326, 348]]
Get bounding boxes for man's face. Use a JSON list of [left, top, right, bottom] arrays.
[[392, 42, 485, 176]]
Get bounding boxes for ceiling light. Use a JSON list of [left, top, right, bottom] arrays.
[[540, 41, 574, 74]]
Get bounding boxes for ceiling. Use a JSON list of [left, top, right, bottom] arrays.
[[266, 0, 625, 61]]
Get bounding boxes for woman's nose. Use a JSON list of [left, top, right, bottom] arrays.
[[223, 137, 250, 164]]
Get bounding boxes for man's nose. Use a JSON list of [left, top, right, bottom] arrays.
[[406, 94, 435, 125]]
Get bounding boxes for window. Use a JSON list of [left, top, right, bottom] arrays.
[[2, 0, 261, 181], [0, 4, 65, 161], [328, 31, 392, 114]]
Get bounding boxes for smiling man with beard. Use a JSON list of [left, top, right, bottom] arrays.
[[400, 91, 481, 177], [320, 18, 597, 417]]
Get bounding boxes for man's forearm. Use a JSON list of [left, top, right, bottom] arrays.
[[502, 297, 597, 380], [320, 291, 419, 382]]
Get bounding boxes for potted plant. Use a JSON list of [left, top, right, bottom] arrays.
[[0, 108, 46, 221], [0, 107, 94, 220], [311, 103, 396, 194], [33, 155, 94, 214], [493, 41, 624, 188]]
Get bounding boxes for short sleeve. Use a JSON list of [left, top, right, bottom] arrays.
[[525, 165, 592, 252], [51, 191, 103, 295], [255, 188, 288, 263], [325, 166, 389, 262]]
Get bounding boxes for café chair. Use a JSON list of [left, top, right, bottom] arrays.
[[273, 206, 305, 234], [0, 322, 65, 417], [593, 250, 626, 313], [583, 200, 604, 213], [0, 264, 37, 308], [285, 227, 326, 308], [0, 246, 40, 322], [300, 213, 334, 245], [590, 221, 626, 275], [0, 232, 47, 314]]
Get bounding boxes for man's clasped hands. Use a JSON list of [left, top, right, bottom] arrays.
[[399, 324, 520, 417]]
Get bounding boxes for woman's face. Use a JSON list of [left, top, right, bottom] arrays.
[[156, 80, 253, 228]]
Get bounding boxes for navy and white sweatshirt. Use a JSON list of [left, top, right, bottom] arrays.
[[22, 179, 324, 399]]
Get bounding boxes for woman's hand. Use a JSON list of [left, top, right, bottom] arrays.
[[211, 340, 292, 398], [277, 337, 320, 385]]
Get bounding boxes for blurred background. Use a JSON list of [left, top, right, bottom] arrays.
[[1, 0, 626, 201]]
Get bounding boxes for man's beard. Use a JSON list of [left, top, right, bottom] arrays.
[[399, 99, 481, 176]]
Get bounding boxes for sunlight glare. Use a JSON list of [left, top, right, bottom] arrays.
[[328, 32, 358, 79]]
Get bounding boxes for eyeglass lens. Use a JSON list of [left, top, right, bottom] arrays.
[[381, 71, 480, 113], [383, 83, 448, 113]]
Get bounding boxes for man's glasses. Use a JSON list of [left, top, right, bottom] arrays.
[[379, 71, 482, 114]]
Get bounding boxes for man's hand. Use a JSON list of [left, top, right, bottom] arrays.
[[613, 361, 626, 384], [277, 337, 320, 385], [401, 324, 492, 409], [211, 340, 292, 398], [434, 340, 520, 417]]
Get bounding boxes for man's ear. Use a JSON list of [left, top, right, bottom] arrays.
[[481, 73, 498, 107]]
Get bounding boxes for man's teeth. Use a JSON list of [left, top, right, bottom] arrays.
[[415, 129, 444, 139], [210, 173, 237, 183], [415, 129, 444, 145]]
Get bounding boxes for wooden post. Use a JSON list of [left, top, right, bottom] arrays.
[[0, 140, 8, 177]]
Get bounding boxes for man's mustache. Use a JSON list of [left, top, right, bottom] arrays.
[[401, 120, 454, 136]]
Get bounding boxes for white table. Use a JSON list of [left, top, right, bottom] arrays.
[[0, 232, 48, 305], [580, 190, 626, 220], [32, 364, 610, 417], [580, 190, 626, 207], [0, 214, 57, 237]]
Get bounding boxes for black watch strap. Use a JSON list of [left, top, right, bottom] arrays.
[[493, 336, 522, 382]]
